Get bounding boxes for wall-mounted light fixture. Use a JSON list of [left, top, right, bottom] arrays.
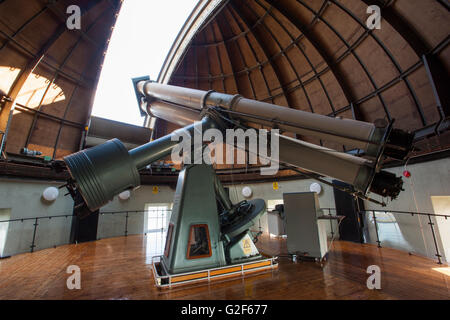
[[42, 187, 59, 202], [242, 186, 253, 198], [118, 190, 131, 201], [309, 182, 322, 195]]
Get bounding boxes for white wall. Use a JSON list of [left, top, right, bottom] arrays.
[[363, 158, 450, 262], [0, 178, 74, 256], [0, 178, 176, 256]]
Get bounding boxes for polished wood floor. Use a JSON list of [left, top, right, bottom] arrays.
[[0, 234, 448, 300]]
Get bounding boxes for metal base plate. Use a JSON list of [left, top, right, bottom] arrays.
[[151, 256, 278, 289]]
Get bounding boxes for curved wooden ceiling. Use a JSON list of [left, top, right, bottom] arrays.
[[0, 0, 122, 158], [0, 0, 448, 168], [161, 0, 450, 157]]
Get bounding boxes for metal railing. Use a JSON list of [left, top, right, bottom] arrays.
[[322, 208, 450, 264], [0, 209, 172, 258], [1, 208, 448, 265], [320, 208, 339, 239], [98, 209, 172, 238], [0, 214, 72, 255]]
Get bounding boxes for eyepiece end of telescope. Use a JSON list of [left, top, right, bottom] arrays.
[[370, 170, 404, 200]]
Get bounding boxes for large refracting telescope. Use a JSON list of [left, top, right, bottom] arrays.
[[61, 80, 413, 281]]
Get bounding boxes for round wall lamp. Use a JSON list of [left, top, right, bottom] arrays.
[[309, 182, 322, 195], [118, 190, 131, 201], [42, 187, 59, 202], [242, 186, 253, 198]]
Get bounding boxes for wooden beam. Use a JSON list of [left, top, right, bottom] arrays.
[[0, 1, 103, 151]]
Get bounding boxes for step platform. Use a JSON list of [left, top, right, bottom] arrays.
[[151, 256, 278, 289]]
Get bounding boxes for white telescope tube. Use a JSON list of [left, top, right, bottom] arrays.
[[224, 96, 375, 150], [148, 100, 201, 127], [138, 81, 206, 111], [275, 135, 373, 192], [138, 82, 381, 151]]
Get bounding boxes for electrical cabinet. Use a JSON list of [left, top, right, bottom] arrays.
[[283, 192, 328, 259]]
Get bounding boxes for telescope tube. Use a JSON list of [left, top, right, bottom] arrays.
[[147, 100, 201, 127], [138, 82, 382, 153]]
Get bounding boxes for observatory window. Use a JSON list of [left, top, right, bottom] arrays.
[[187, 224, 211, 259], [145, 204, 171, 233]]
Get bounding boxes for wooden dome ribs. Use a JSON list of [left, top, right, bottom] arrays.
[[173, 4, 326, 98], [0, 0, 122, 158], [329, 0, 427, 128], [179, 50, 188, 88], [220, 7, 257, 99], [226, 5, 273, 103], [296, 0, 395, 125], [48, 7, 116, 159], [190, 7, 272, 49], [251, 0, 341, 148], [201, 32, 213, 91], [25, 7, 112, 150], [45, 1, 103, 51], [145, 0, 449, 155], [0, 0, 102, 132], [226, 4, 279, 101], [0, 27, 93, 89], [361, 0, 450, 126], [254, 0, 337, 117], [0, 3, 51, 53], [212, 20, 239, 94], [237, 1, 312, 111], [229, 1, 291, 107], [194, 44, 199, 89], [207, 23, 226, 92], [323, 35, 448, 131], [310, 0, 426, 125], [0, 25, 67, 139], [265, 0, 363, 123]]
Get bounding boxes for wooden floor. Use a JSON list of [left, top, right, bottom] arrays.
[[0, 234, 448, 300]]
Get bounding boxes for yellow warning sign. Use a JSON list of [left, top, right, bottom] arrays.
[[273, 182, 279, 190], [152, 186, 159, 194], [242, 238, 252, 255]]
